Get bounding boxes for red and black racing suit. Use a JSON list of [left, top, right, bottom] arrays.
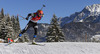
[[20, 13, 42, 35]]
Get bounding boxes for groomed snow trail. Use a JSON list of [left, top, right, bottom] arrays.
[[0, 42, 100, 54]]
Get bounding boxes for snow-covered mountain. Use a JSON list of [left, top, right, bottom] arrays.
[[59, 4, 100, 26], [84, 4, 100, 13], [0, 42, 100, 54]]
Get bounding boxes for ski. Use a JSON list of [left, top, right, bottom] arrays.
[[5, 42, 13, 46], [29, 43, 45, 46], [5, 38, 19, 46], [5, 37, 19, 46]]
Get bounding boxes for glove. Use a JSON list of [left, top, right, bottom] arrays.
[[26, 18, 28, 20]]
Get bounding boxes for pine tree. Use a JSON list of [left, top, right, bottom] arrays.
[[0, 8, 5, 35], [6, 14, 10, 22], [5, 15, 15, 42], [11, 16, 20, 39], [46, 14, 65, 42], [0, 8, 7, 40], [0, 8, 4, 18], [15, 15, 21, 33], [0, 22, 8, 40]]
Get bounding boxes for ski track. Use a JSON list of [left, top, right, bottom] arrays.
[[0, 42, 100, 54]]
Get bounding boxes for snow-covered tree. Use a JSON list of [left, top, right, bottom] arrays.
[[0, 8, 5, 36], [46, 14, 65, 42], [0, 22, 8, 40], [0, 8, 4, 18], [0, 8, 22, 42]]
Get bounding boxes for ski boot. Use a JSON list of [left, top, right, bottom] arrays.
[[32, 38, 36, 44], [32, 35, 36, 44], [14, 33, 22, 42]]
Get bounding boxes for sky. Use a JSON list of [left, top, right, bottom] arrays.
[[0, 0, 100, 29]]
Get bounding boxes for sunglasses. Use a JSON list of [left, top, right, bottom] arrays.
[[39, 13, 44, 15], [39, 13, 44, 17]]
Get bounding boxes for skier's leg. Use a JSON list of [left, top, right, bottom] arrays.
[[33, 23, 38, 37], [19, 21, 33, 37], [34, 26, 38, 36], [20, 25, 30, 34], [32, 23, 38, 44]]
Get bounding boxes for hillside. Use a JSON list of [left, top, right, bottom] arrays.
[[62, 22, 100, 42], [0, 42, 100, 54]]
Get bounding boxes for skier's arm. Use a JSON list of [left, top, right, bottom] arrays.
[[26, 13, 32, 20]]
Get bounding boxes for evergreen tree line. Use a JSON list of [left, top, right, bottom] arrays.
[[0, 8, 21, 42]]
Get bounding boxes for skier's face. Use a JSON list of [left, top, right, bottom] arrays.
[[38, 13, 43, 17]]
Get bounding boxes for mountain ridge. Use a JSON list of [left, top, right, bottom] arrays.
[[59, 4, 100, 27]]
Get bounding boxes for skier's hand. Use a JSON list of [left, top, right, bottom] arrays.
[[26, 18, 28, 20]]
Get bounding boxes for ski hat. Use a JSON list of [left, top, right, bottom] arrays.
[[37, 10, 44, 17], [37, 10, 43, 15]]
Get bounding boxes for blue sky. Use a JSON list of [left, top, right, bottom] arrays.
[[0, 0, 99, 29]]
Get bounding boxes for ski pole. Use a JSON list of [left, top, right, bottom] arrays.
[[41, 4, 46, 10], [17, 14, 26, 20]]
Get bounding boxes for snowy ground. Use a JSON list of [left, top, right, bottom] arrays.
[[0, 42, 100, 54]]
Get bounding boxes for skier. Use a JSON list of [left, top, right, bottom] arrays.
[[17, 10, 44, 44]]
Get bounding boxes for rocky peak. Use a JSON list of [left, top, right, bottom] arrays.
[[83, 4, 100, 13]]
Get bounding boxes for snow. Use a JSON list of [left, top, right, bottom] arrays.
[[0, 39, 4, 43], [0, 42, 100, 54], [79, 19, 83, 22], [91, 35, 100, 42], [0, 39, 4, 41], [86, 4, 100, 13]]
